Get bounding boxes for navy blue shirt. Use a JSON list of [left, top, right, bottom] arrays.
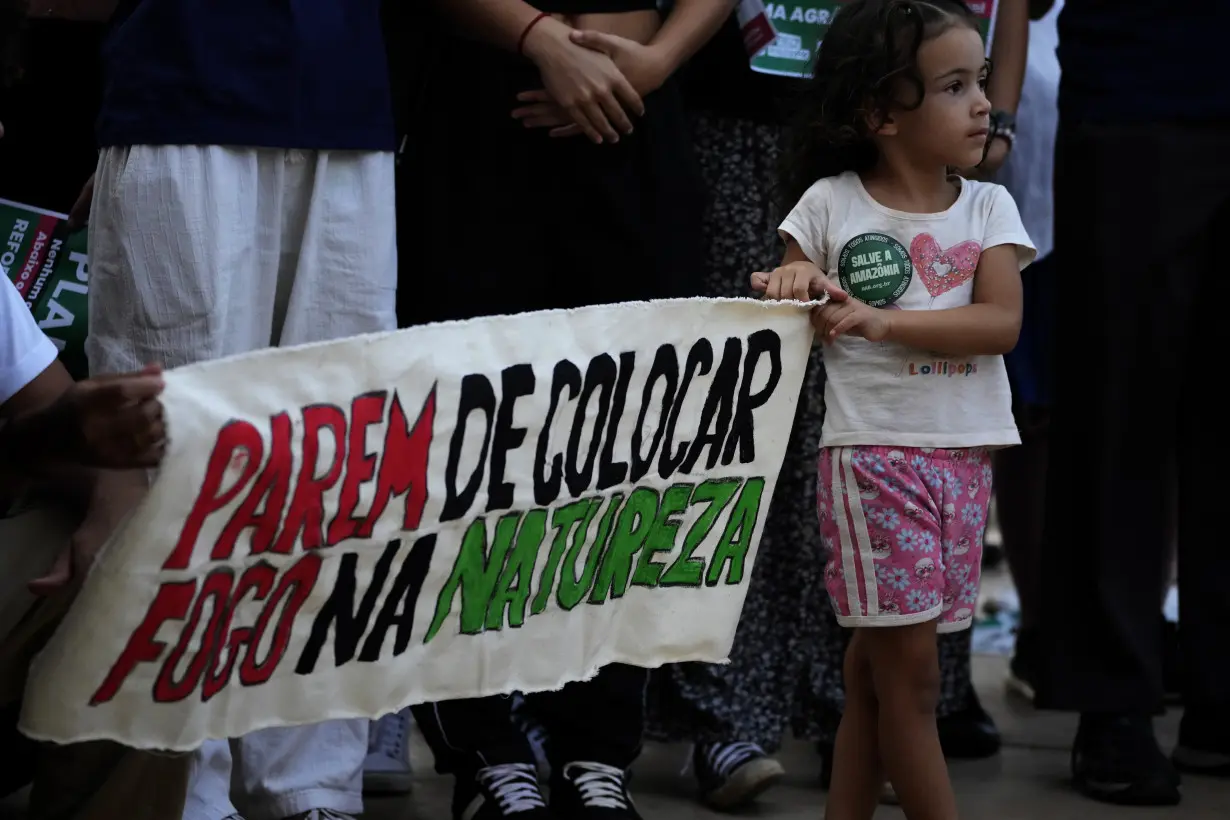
[[1058, 0, 1230, 124], [96, 0, 395, 150]]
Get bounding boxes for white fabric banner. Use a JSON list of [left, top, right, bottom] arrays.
[[19, 298, 813, 750]]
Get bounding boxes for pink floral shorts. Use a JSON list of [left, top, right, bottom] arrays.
[[817, 445, 993, 633]]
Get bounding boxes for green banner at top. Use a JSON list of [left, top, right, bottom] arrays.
[[750, 0, 997, 79]]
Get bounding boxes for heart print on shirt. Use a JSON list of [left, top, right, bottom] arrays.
[[910, 234, 982, 297]]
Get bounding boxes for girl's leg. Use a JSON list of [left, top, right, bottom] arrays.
[[824, 630, 882, 820], [864, 621, 958, 820]]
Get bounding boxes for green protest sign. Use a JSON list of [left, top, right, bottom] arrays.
[[0, 199, 89, 379], [750, 0, 997, 79]]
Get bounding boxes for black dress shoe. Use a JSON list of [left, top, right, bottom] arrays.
[[937, 690, 1002, 759], [1072, 713, 1180, 806]]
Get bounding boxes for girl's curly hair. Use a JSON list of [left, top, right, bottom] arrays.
[[778, 0, 981, 211]]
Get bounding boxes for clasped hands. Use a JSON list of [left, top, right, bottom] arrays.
[[515, 16, 671, 144]]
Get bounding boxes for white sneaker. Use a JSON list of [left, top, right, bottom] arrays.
[[363, 709, 414, 794]]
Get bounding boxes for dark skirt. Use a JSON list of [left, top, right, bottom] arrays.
[[395, 30, 707, 326]]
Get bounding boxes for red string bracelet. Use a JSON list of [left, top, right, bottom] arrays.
[[518, 11, 550, 56]]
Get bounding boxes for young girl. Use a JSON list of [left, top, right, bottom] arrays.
[[753, 1, 1034, 818]]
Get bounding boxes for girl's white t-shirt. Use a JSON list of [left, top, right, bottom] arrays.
[[780, 171, 1036, 450]]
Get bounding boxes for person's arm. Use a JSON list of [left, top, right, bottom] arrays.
[[570, 0, 731, 94], [0, 276, 164, 593], [0, 362, 166, 474], [879, 245, 1022, 354], [427, 0, 545, 53], [1, 360, 165, 595], [812, 245, 1023, 355], [0, 355, 83, 497], [642, 0, 732, 82], [987, 0, 1028, 115], [976, 0, 1028, 173]]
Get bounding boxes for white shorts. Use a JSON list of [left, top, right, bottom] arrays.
[[85, 145, 398, 374]]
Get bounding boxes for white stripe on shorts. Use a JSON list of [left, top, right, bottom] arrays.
[[832, 447, 880, 617]]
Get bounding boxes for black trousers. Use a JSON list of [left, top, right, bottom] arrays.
[[397, 27, 702, 775], [411, 663, 649, 774], [1037, 121, 1230, 727], [395, 30, 706, 327]]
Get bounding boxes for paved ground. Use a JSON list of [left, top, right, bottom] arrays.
[[2, 564, 1221, 818], [366, 654, 1226, 819], [0, 657, 1220, 818]]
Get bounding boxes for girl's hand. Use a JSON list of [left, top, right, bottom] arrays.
[[520, 17, 646, 144], [515, 30, 667, 139], [750, 261, 848, 303], [812, 300, 892, 343]]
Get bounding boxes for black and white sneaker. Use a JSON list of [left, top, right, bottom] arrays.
[[454, 763, 553, 820], [551, 761, 640, 818], [693, 742, 785, 809]]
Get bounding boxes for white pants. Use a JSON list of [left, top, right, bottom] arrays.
[[86, 145, 398, 374], [85, 145, 397, 819], [183, 724, 365, 820]]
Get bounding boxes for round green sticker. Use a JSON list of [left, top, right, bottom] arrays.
[[837, 233, 913, 307]]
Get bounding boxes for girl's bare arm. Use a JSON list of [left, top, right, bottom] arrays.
[[880, 244, 1023, 356]]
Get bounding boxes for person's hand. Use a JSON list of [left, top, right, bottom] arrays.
[[67, 172, 94, 231], [29, 468, 150, 596], [49, 364, 168, 469], [750, 260, 848, 303], [71, 364, 167, 468], [811, 299, 893, 343], [519, 16, 645, 144], [514, 30, 669, 139]]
